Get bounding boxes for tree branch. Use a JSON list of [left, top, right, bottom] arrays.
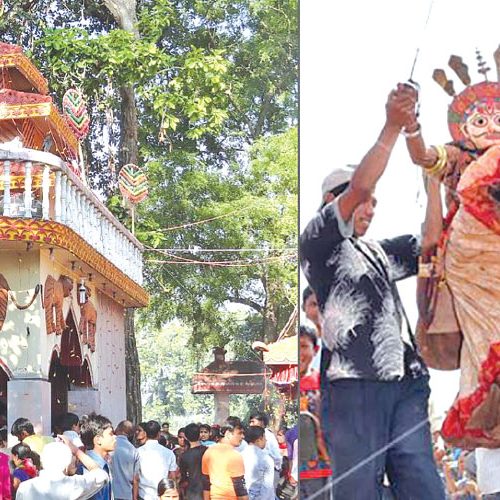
[[227, 295, 263, 314]]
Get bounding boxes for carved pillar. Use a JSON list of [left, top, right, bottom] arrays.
[[54, 170, 62, 222], [60, 174, 68, 224], [3, 161, 11, 216], [42, 165, 50, 219], [24, 161, 32, 218]]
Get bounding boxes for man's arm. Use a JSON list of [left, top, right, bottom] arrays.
[[265, 430, 282, 470], [202, 474, 211, 500], [337, 84, 415, 223], [132, 474, 139, 500], [300, 85, 414, 265]]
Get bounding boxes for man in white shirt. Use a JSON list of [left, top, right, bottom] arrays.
[[248, 412, 282, 486], [16, 438, 108, 500], [137, 420, 177, 500], [241, 426, 275, 500]]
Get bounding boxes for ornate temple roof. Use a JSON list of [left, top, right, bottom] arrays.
[[0, 42, 49, 95], [0, 45, 78, 160]]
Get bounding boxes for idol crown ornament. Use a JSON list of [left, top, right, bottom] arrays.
[[432, 46, 500, 147]]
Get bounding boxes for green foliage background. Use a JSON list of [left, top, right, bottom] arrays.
[[0, 0, 298, 422]]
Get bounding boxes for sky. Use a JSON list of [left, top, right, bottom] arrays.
[[300, 0, 500, 418]]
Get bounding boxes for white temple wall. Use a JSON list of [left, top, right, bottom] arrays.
[[0, 248, 43, 376], [93, 290, 126, 425], [1, 247, 127, 429]]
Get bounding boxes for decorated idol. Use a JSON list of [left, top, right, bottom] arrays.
[[401, 46, 500, 448]]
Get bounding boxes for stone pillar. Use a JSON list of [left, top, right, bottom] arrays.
[[214, 392, 230, 424], [8, 378, 51, 437], [67, 389, 100, 420]]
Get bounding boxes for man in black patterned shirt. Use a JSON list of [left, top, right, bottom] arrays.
[[300, 85, 444, 500]]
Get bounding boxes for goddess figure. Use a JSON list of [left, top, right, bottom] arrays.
[[401, 47, 500, 449]]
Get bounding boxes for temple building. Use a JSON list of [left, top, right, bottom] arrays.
[[0, 43, 148, 434]]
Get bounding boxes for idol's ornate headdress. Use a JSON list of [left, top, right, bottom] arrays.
[[432, 46, 500, 144]]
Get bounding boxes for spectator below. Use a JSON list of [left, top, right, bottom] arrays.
[[137, 420, 177, 500], [248, 412, 282, 485], [199, 424, 215, 448], [11, 443, 37, 496], [178, 423, 207, 500], [11, 418, 53, 456], [241, 426, 275, 500], [157, 478, 179, 499], [174, 428, 188, 464], [110, 420, 140, 500], [0, 450, 10, 500], [59, 413, 84, 449], [201, 416, 248, 500], [80, 413, 116, 500], [135, 422, 147, 448], [15, 438, 109, 500]]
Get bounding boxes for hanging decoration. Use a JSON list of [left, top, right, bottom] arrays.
[[118, 163, 149, 234], [63, 88, 90, 184], [63, 89, 90, 140]]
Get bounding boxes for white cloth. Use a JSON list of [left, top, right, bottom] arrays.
[[15, 468, 108, 500], [63, 430, 84, 448], [242, 444, 275, 500], [264, 428, 282, 470], [137, 439, 177, 500], [476, 448, 500, 494], [290, 440, 298, 482]]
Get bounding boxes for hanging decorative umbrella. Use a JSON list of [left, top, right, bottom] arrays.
[[118, 163, 149, 234], [63, 88, 90, 182]]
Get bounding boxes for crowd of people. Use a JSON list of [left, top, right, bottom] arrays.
[[0, 411, 298, 499]]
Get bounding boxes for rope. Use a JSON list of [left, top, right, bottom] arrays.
[[8, 284, 41, 310]]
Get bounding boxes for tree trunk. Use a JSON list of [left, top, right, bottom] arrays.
[[125, 308, 142, 423], [102, 0, 142, 424]]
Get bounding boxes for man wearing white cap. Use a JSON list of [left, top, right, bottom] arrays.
[[300, 85, 444, 500]]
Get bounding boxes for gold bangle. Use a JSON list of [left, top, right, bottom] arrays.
[[424, 145, 447, 176]]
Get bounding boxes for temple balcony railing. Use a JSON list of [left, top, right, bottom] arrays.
[[0, 147, 144, 287]]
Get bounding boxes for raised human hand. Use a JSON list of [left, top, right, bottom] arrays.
[[386, 83, 418, 130]]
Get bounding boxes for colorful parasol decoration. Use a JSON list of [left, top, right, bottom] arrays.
[[63, 89, 90, 141], [63, 88, 90, 183], [118, 163, 149, 234]]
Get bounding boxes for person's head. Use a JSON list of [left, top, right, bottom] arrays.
[[302, 287, 321, 327], [0, 428, 7, 448], [41, 442, 72, 473], [157, 478, 179, 499], [220, 417, 245, 447], [11, 417, 34, 441], [161, 422, 170, 434], [115, 420, 135, 440], [11, 442, 32, 466], [245, 425, 266, 449], [300, 324, 319, 375], [135, 422, 147, 445], [199, 424, 211, 442], [277, 426, 288, 444], [177, 428, 186, 447], [184, 423, 201, 444], [249, 412, 269, 429], [60, 412, 80, 433], [321, 165, 376, 237], [144, 420, 161, 441], [211, 425, 221, 443], [80, 413, 116, 453]]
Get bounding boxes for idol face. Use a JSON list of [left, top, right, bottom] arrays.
[[462, 102, 500, 150]]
